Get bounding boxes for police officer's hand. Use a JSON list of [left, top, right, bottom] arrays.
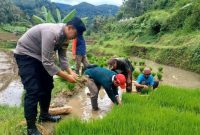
[[67, 75, 77, 83], [72, 55, 76, 61], [70, 71, 78, 79], [57, 70, 77, 83]]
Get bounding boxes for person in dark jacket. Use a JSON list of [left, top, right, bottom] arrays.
[[14, 17, 85, 135], [84, 66, 126, 110], [108, 58, 134, 93]]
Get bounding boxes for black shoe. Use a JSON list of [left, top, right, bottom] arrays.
[[92, 107, 99, 111], [28, 128, 42, 135], [39, 114, 61, 123]]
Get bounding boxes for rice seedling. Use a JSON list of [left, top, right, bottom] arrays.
[[158, 67, 163, 73], [133, 71, 140, 79], [139, 61, 145, 66], [139, 66, 145, 72], [152, 72, 156, 77], [55, 85, 200, 135], [157, 72, 163, 81]]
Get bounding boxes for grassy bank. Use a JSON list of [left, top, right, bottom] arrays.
[[87, 30, 200, 73], [0, 77, 74, 135], [0, 106, 24, 135], [55, 85, 200, 135]]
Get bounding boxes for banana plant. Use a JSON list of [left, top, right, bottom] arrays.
[[32, 6, 77, 24]]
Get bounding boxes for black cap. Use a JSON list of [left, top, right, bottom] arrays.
[[67, 17, 86, 33]]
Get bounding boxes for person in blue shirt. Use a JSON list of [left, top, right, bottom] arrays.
[[134, 68, 159, 92], [84, 65, 126, 110], [72, 30, 89, 75]]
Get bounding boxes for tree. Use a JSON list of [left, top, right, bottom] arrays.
[[32, 6, 88, 25], [0, 0, 25, 24]]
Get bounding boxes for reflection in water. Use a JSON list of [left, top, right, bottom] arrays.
[[0, 80, 24, 106], [67, 87, 115, 120]]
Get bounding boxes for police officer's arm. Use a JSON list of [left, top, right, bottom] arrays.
[[41, 30, 76, 83], [58, 48, 76, 75]]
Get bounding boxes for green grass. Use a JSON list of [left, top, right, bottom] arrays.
[[0, 41, 16, 49], [0, 76, 76, 135], [0, 106, 25, 135], [52, 77, 75, 96], [0, 24, 27, 34], [55, 85, 200, 135]]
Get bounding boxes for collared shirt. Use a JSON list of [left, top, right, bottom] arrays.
[[84, 67, 119, 104], [136, 74, 154, 86], [14, 23, 68, 76]]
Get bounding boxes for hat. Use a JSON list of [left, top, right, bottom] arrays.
[[115, 74, 126, 89], [67, 17, 86, 33]]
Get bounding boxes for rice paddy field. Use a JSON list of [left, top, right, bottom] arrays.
[[55, 85, 200, 135]]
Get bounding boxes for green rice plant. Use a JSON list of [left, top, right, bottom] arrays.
[[149, 67, 153, 71], [139, 61, 145, 66], [139, 66, 145, 72], [158, 67, 163, 73], [133, 71, 140, 79], [133, 61, 137, 66], [152, 72, 156, 77], [141, 87, 152, 94], [157, 72, 163, 81], [55, 85, 200, 135], [53, 77, 75, 96]]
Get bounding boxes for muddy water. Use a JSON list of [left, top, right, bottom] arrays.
[[130, 57, 200, 88], [41, 87, 115, 135], [0, 51, 24, 107], [67, 87, 113, 120], [0, 80, 23, 106]]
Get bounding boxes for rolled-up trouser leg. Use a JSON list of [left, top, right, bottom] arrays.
[[81, 55, 89, 74], [153, 81, 159, 89], [39, 64, 54, 116], [76, 55, 83, 75], [86, 78, 99, 110], [126, 76, 132, 93]]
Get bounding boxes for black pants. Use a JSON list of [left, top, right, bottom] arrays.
[[14, 54, 54, 121], [136, 81, 159, 92]]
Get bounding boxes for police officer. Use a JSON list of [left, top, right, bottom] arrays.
[[14, 17, 85, 135]]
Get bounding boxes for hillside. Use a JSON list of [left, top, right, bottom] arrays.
[[54, 2, 119, 18], [89, 0, 200, 73]]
